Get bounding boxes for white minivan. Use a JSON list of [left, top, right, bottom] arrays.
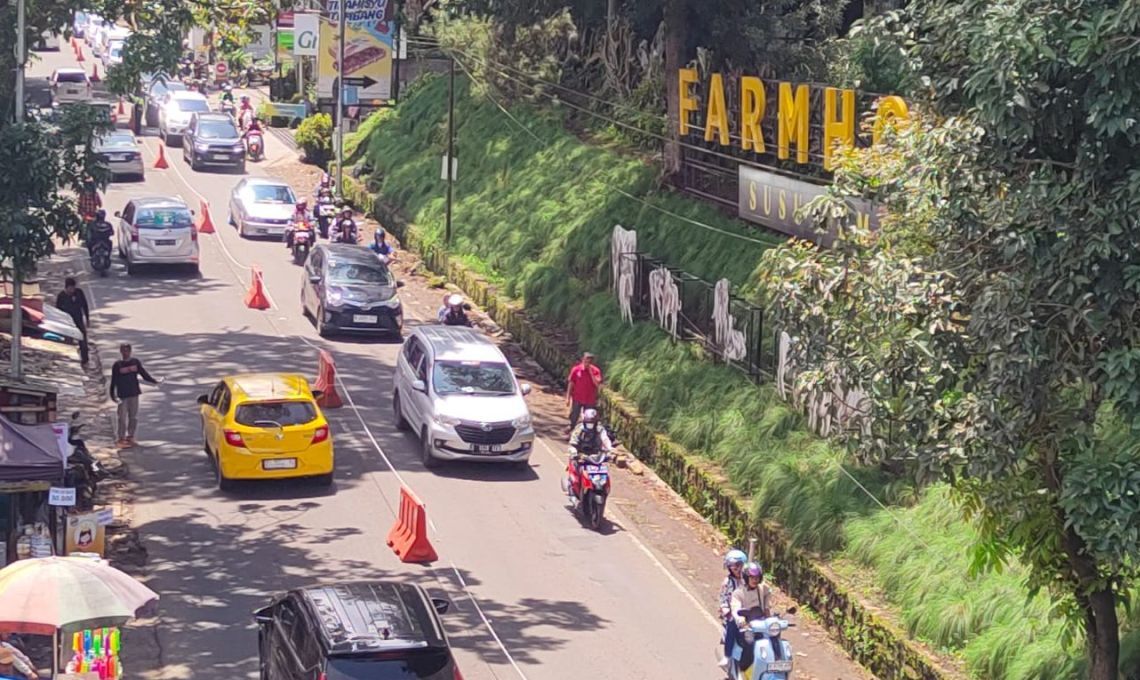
[[99, 27, 130, 60], [393, 325, 535, 468], [115, 196, 200, 275]]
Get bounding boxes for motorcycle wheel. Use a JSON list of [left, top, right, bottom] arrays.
[[589, 493, 606, 530]]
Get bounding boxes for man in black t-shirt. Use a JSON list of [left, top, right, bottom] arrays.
[[56, 278, 90, 365], [109, 343, 162, 448]]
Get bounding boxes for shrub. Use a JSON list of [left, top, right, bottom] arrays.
[[296, 113, 333, 167], [255, 100, 276, 126]]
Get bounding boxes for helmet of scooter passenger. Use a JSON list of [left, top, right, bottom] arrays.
[[447, 293, 464, 308], [582, 408, 599, 424], [95, 209, 106, 221], [296, 200, 307, 210], [743, 562, 763, 581], [724, 549, 747, 570]]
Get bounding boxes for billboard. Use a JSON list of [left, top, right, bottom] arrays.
[[276, 11, 294, 67], [294, 13, 320, 56], [737, 165, 879, 246], [317, 0, 395, 104]]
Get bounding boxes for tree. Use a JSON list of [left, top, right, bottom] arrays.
[[760, 1, 1140, 677]]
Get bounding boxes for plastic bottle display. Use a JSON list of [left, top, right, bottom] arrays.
[[65, 627, 123, 680]]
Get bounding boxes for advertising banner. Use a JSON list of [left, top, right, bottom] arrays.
[[317, 0, 395, 104], [276, 11, 295, 67], [294, 13, 320, 56], [737, 165, 880, 246]]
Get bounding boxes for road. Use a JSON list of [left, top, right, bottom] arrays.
[[28, 41, 873, 680]]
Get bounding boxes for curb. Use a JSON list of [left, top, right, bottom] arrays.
[[343, 175, 958, 680]]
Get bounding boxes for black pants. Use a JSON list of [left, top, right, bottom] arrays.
[[75, 322, 89, 364]]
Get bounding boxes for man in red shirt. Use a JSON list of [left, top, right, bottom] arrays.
[[565, 352, 603, 432]]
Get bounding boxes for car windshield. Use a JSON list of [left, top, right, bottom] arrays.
[[246, 185, 295, 204], [197, 120, 238, 139], [97, 132, 134, 149], [326, 654, 450, 680], [328, 261, 393, 286], [175, 98, 209, 113], [234, 400, 317, 427], [56, 71, 86, 83], [135, 207, 193, 230], [432, 360, 516, 396]]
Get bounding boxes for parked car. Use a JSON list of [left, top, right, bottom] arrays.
[[73, 11, 90, 39], [114, 196, 199, 275], [183, 112, 245, 172], [228, 177, 297, 238], [102, 39, 125, 70], [98, 27, 130, 60], [254, 582, 459, 680], [94, 130, 144, 180], [50, 68, 92, 105], [196, 373, 334, 490], [301, 244, 404, 338], [393, 325, 535, 468], [158, 90, 209, 145], [143, 76, 186, 127]]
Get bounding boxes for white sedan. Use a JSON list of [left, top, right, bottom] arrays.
[[228, 177, 299, 238]]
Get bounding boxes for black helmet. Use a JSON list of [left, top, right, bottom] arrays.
[[95, 209, 106, 220]]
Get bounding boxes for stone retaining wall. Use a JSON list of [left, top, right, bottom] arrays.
[[346, 177, 957, 680]]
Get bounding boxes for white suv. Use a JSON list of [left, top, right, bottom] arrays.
[[159, 91, 210, 146], [393, 326, 535, 468]]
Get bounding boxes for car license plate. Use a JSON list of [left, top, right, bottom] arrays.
[[353, 314, 379, 324], [475, 444, 506, 453], [212, 153, 229, 160], [766, 661, 793, 672], [154, 239, 176, 246], [256, 228, 268, 234], [262, 458, 297, 470], [66, 88, 78, 95]]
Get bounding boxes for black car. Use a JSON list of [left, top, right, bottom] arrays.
[[302, 244, 404, 337], [184, 112, 246, 172], [255, 582, 459, 680]]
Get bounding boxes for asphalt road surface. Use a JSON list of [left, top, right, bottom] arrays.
[[29, 41, 874, 680]]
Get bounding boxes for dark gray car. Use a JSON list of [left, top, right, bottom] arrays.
[[301, 244, 404, 338], [184, 112, 246, 173]]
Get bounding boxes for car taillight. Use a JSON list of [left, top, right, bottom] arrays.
[[224, 430, 245, 447], [130, 225, 139, 242], [453, 666, 465, 680], [311, 426, 329, 444], [191, 224, 198, 241]]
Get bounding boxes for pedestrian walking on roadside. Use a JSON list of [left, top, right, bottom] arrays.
[[55, 277, 91, 366], [109, 343, 162, 449], [77, 178, 101, 221], [565, 351, 603, 433]]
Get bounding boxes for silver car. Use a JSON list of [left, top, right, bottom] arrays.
[[94, 130, 145, 180], [51, 68, 91, 105], [159, 91, 210, 145], [229, 178, 298, 238], [393, 326, 535, 468], [115, 197, 200, 275]]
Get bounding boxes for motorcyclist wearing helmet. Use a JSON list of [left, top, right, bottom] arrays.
[[566, 408, 613, 496], [437, 293, 472, 326], [368, 228, 395, 262], [731, 562, 772, 629], [220, 83, 234, 105], [334, 206, 358, 243], [719, 549, 748, 667], [86, 209, 114, 254], [284, 200, 312, 249], [243, 116, 264, 139]]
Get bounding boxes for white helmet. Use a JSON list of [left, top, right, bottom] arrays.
[[447, 294, 464, 307]]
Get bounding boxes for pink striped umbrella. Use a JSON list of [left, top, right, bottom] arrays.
[[0, 556, 158, 635]]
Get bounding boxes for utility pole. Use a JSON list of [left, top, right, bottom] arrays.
[[11, 0, 27, 379], [444, 56, 454, 244], [335, 0, 347, 198]]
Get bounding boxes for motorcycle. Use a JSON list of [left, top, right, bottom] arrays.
[[725, 607, 797, 680], [220, 100, 235, 118], [246, 130, 264, 161], [563, 449, 612, 530], [332, 221, 359, 244], [89, 234, 112, 277], [64, 412, 109, 511], [316, 200, 337, 238], [291, 225, 313, 265]]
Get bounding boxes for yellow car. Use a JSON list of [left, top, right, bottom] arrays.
[[197, 373, 334, 490]]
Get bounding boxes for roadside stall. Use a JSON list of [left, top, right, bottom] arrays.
[[0, 555, 158, 679], [0, 417, 69, 567]]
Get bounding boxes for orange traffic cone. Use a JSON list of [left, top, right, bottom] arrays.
[[75, 45, 85, 62], [153, 143, 169, 169], [117, 99, 125, 115], [90, 64, 100, 82], [244, 267, 272, 310], [197, 199, 216, 234]]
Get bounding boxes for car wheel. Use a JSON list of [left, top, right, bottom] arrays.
[[316, 305, 330, 337], [215, 457, 235, 492], [189, 150, 200, 171], [126, 259, 138, 276], [420, 427, 439, 469], [312, 472, 334, 487], [393, 392, 411, 431], [237, 161, 246, 174]]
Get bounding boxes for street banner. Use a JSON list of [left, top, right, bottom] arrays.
[[317, 0, 395, 104], [276, 11, 295, 67], [294, 13, 320, 56]]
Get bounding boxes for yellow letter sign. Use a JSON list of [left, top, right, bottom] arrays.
[[678, 68, 699, 136], [777, 83, 810, 164], [823, 87, 855, 171], [704, 73, 730, 145], [740, 77, 766, 153]]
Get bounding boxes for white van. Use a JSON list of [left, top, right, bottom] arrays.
[[98, 27, 130, 59], [103, 39, 125, 69]]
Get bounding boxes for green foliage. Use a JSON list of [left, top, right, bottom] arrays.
[[295, 113, 333, 167]]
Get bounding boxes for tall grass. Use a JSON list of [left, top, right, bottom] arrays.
[[356, 73, 1140, 678]]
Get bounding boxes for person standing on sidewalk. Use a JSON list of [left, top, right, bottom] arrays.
[[565, 351, 603, 432], [55, 278, 90, 366], [109, 343, 162, 448]]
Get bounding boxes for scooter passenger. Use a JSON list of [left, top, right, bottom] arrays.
[[284, 200, 311, 249], [719, 549, 748, 668], [437, 293, 472, 326], [333, 206, 358, 243], [728, 562, 772, 671], [566, 408, 612, 497]]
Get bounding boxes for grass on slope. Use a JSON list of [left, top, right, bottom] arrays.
[[353, 73, 1138, 678]]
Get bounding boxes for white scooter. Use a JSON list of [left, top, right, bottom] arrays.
[[724, 607, 797, 680]]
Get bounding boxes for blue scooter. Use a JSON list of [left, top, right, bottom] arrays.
[[726, 607, 797, 680]]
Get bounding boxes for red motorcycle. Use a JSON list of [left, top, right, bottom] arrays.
[[246, 130, 264, 161], [564, 449, 612, 530]]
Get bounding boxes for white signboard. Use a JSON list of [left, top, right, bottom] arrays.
[[95, 507, 115, 526], [293, 13, 320, 56], [49, 487, 77, 507]]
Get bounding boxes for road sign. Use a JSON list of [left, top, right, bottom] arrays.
[[49, 487, 76, 507], [342, 76, 377, 88], [342, 86, 359, 105]]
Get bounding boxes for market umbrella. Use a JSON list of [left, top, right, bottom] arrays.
[[0, 556, 158, 635]]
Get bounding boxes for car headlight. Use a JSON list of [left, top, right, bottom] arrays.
[[433, 413, 461, 426], [233, 143, 245, 152], [511, 414, 531, 428], [325, 286, 345, 307], [195, 142, 209, 151], [379, 298, 401, 309], [767, 622, 782, 637]]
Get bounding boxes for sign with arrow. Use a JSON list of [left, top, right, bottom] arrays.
[[316, 1, 395, 104], [342, 76, 378, 88]]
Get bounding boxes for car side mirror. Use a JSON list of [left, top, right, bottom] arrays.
[[113, 211, 121, 218], [253, 606, 275, 625], [520, 384, 532, 396], [412, 379, 426, 393], [396, 280, 405, 288], [196, 394, 209, 405], [312, 390, 324, 400], [308, 275, 321, 284], [430, 598, 450, 615]]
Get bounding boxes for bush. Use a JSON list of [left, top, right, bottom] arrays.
[[255, 100, 277, 126], [296, 113, 333, 167]]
